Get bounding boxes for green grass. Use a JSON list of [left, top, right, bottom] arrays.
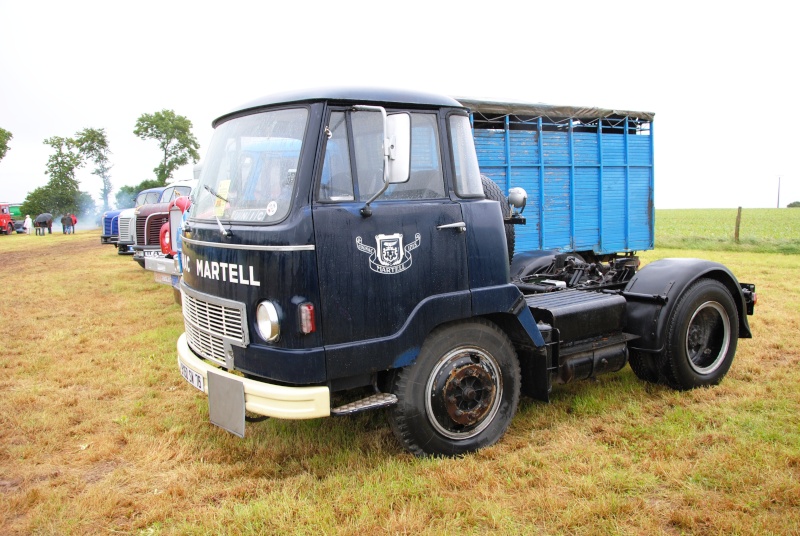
[[656, 208, 800, 253]]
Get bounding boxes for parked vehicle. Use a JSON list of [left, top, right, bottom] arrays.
[[0, 203, 15, 235], [132, 180, 196, 267], [149, 196, 192, 305], [8, 204, 22, 218], [102, 187, 164, 247], [115, 187, 166, 254], [173, 88, 755, 456]]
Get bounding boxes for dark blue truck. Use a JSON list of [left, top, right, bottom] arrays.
[[175, 88, 755, 456]]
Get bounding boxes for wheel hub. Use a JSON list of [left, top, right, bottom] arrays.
[[426, 348, 503, 440], [686, 301, 731, 374], [443, 363, 495, 425]]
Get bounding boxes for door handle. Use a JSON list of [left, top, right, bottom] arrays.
[[437, 222, 467, 232]]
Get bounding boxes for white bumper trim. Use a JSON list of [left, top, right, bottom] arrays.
[[177, 333, 330, 419]]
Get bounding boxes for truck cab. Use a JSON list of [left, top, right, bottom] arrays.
[[176, 88, 754, 456], [132, 180, 196, 267], [0, 203, 16, 235]]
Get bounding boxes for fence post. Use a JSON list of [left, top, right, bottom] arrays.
[[735, 207, 742, 243]]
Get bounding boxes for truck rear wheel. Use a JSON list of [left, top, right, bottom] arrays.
[[660, 278, 739, 390], [388, 319, 520, 456], [480, 176, 515, 263]]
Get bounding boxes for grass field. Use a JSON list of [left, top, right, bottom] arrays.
[[1, 211, 799, 535], [656, 208, 800, 254]]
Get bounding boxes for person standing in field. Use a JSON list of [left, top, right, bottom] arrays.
[[70, 213, 77, 234], [61, 214, 70, 234], [24, 214, 32, 235]]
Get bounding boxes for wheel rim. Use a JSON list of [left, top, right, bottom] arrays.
[[425, 346, 503, 440], [685, 301, 731, 374]]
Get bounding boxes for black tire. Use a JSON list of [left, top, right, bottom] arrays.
[[388, 319, 521, 457], [480, 176, 515, 263], [628, 349, 659, 383], [5, 224, 12, 235], [660, 278, 739, 390]]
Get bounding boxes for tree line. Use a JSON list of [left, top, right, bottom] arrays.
[[0, 110, 199, 219]]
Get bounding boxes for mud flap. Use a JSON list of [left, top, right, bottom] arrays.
[[207, 371, 246, 437]]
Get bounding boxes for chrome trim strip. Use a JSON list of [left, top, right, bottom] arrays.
[[182, 236, 315, 251]]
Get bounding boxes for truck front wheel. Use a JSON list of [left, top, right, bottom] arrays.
[[661, 278, 739, 390], [388, 319, 520, 456]]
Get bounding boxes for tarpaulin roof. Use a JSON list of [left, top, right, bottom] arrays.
[[455, 97, 655, 122]]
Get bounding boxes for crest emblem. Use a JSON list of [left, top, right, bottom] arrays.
[[357, 232, 421, 274], [377, 234, 402, 266]]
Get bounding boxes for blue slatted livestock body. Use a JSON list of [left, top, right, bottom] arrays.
[[464, 99, 654, 257]]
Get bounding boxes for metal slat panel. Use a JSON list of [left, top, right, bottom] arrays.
[[182, 289, 247, 367], [473, 114, 653, 256]]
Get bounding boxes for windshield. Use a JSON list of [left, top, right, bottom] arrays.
[[192, 108, 308, 223], [159, 185, 193, 203], [135, 191, 162, 207]]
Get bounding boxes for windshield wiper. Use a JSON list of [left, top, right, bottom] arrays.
[[204, 184, 229, 204], [203, 185, 232, 238]]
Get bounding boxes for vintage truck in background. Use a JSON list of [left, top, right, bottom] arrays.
[[172, 88, 755, 456], [0, 203, 16, 235], [131, 179, 196, 268], [101, 187, 164, 248]]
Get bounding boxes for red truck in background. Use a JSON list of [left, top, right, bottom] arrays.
[[1, 203, 16, 235]]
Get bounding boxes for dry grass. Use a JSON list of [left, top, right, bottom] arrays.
[[1, 231, 798, 535]]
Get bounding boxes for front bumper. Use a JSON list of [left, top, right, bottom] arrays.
[[177, 333, 330, 419], [146, 256, 179, 286], [145, 255, 176, 274]]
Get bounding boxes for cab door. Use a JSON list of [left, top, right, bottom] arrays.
[[313, 108, 470, 350]]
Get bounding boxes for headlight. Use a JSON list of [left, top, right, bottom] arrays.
[[256, 301, 280, 342]]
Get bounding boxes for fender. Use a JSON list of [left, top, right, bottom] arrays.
[[623, 258, 752, 354], [472, 283, 546, 348]]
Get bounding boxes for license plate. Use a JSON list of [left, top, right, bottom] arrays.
[[180, 362, 204, 392], [154, 272, 172, 285], [144, 250, 161, 258]]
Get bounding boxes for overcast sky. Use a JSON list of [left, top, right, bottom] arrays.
[[1, 1, 797, 210]]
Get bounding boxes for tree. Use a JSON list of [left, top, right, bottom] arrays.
[[75, 128, 113, 211], [0, 127, 12, 162], [42, 136, 84, 216], [20, 185, 54, 217], [788, 201, 800, 208], [115, 186, 137, 209], [134, 109, 200, 184], [76, 191, 97, 216]]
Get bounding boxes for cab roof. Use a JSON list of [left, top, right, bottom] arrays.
[[214, 87, 464, 127]]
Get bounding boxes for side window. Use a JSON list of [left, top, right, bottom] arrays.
[[352, 111, 385, 201], [319, 110, 446, 203], [449, 114, 484, 198], [319, 112, 354, 201], [385, 113, 445, 200]]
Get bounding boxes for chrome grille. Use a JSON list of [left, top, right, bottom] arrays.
[[135, 215, 146, 245], [147, 214, 168, 245], [184, 321, 228, 366], [118, 216, 132, 242], [182, 286, 248, 366]]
